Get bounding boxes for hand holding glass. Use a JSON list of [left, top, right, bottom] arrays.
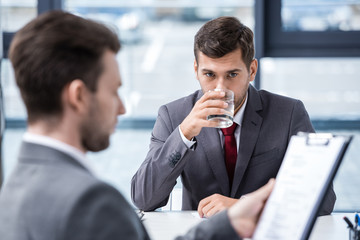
[[207, 89, 234, 128]]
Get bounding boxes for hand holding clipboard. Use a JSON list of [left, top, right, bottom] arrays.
[[253, 132, 352, 240]]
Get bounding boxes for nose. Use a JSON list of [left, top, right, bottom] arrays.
[[215, 77, 226, 90], [117, 97, 126, 116]]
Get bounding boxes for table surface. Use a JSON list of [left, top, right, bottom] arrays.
[[142, 211, 354, 240]]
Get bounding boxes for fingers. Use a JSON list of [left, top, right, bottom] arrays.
[[249, 178, 275, 202], [204, 205, 223, 218], [181, 90, 230, 139], [198, 195, 218, 218], [196, 100, 228, 118], [197, 99, 228, 122], [198, 200, 219, 218], [196, 90, 227, 111], [227, 179, 276, 238], [200, 99, 228, 109], [201, 199, 216, 217], [197, 198, 209, 218], [198, 194, 234, 218], [202, 106, 227, 118], [199, 89, 226, 103]]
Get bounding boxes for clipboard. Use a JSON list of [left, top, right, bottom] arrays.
[[253, 132, 353, 240]]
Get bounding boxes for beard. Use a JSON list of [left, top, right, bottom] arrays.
[[81, 123, 110, 152], [234, 80, 250, 110], [80, 98, 111, 152]]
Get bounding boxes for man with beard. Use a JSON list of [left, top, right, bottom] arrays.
[[0, 11, 275, 240]]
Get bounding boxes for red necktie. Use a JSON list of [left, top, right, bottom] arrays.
[[221, 123, 238, 186]]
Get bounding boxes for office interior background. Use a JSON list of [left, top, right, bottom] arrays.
[[1, 0, 359, 212]]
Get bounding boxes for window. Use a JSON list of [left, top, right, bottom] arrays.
[[1, 0, 38, 186], [257, 0, 360, 212], [256, 0, 360, 57], [64, 0, 254, 119], [1, 0, 37, 32], [261, 57, 360, 120], [2, 0, 358, 211], [1, 59, 25, 119], [1, 0, 256, 205], [282, 0, 360, 32], [1, 0, 37, 121]]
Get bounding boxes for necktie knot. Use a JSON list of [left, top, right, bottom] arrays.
[[221, 123, 237, 136]]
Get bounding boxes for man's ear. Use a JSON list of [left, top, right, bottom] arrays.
[[64, 79, 89, 113], [194, 59, 199, 81], [249, 59, 258, 82]]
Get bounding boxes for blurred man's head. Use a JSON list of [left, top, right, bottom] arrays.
[[9, 10, 126, 151]]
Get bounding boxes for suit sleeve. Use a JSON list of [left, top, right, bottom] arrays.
[[63, 183, 150, 240], [176, 210, 240, 240], [64, 183, 240, 240], [289, 100, 336, 216], [131, 105, 195, 211]]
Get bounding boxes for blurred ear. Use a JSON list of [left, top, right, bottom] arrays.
[[249, 59, 258, 83], [64, 79, 89, 113]]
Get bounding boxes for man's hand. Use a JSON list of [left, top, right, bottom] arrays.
[[180, 90, 228, 140], [197, 194, 238, 218], [228, 179, 275, 238]]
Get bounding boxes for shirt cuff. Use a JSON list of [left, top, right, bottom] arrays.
[[178, 126, 196, 149]]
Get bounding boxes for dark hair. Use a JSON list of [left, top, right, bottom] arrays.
[[9, 10, 121, 123], [194, 16, 254, 70]]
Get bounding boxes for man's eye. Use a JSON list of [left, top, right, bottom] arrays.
[[205, 73, 214, 77], [229, 73, 238, 78]]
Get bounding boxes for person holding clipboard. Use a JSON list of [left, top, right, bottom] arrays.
[[253, 133, 353, 240], [0, 10, 275, 240]]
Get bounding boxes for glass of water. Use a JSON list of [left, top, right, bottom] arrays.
[[207, 89, 234, 128]]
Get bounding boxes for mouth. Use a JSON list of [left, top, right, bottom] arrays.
[[112, 121, 118, 132]]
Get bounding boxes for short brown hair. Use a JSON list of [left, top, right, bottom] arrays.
[[194, 16, 254, 70], [9, 10, 121, 123]]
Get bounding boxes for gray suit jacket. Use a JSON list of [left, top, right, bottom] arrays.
[[131, 85, 336, 215], [0, 141, 239, 240]]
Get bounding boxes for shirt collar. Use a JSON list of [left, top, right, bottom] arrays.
[[23, 132, 97, 176], [233, 93, 248, 126]]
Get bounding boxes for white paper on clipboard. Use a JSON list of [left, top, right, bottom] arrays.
[[253, 133, 352, 240]]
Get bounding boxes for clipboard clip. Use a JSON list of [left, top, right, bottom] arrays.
[[297, 132, 333, 146]]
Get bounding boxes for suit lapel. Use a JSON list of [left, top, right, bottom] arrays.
[[197, 125, 230, 196], [231, 85, 263, 197]]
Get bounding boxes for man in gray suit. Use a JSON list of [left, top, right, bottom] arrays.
[[131, 16, 336, 217], [0, 11, 275, 240]]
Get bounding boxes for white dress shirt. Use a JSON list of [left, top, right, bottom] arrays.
[[179, 94, 248, 152], [23, 132, 97, 176]]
